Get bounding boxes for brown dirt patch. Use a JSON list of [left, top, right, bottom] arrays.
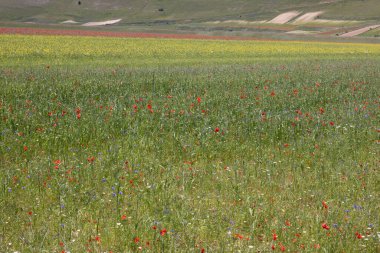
[[339, 25, 380, 37], [293, 12, 324, 23], [268, 11, 301, 24]]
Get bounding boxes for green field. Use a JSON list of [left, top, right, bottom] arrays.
[[0, 35, 379, 252]]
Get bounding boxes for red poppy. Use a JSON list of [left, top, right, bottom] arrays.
[[121, 215, 127, 221], [87, 156, 95, 163], [75, 108, 81, 119], [273, 233, 277, 241], [355, 232, 363, 239], [23, 146, 28, 151], [261, 111, 267, 121], [329, 121, 335, 126], [152, 225, 157, 230], [214, 127, 220, 133], [134, 237, 140, 243], [147, 104, 153, 113], [160, 229, 167, 236], [322, 201, 328, 209], [322, 223, 330, 230], [319, 107, 325, 114], [197, 97, 201, 103]]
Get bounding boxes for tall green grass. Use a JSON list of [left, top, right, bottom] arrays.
[[0, 37, 379, 252]]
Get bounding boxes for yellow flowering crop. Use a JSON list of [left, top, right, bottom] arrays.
[[0, 34, 379, 67]]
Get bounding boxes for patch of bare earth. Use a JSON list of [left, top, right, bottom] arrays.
[[268, 11, 300, 24], [311, 19, 358, 24], [82, 19, 121, 27], [339, 25, 380, 37], [293, 12, 324, 23], [61, 20, 79, 24]]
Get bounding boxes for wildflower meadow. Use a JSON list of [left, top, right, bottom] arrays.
[[0, 34, 379, 252]]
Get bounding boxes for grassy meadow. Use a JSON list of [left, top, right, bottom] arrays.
[[0, 35, 379, 252]]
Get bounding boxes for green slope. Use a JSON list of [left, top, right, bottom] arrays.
[[0, 0, 379, 23]]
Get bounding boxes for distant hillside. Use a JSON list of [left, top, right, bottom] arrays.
[[1, 0, 379, 23]]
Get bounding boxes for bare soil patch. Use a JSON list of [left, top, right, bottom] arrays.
[[82, 19, 121, 27], [339, 25, 380, 37], [268, 11, 301, 24], [293, 12, 324, 23], [61, 20, 79, 24]]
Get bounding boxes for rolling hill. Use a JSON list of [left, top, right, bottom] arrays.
[[1, 0, 379, 23], [0, 0, 379, 39]]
